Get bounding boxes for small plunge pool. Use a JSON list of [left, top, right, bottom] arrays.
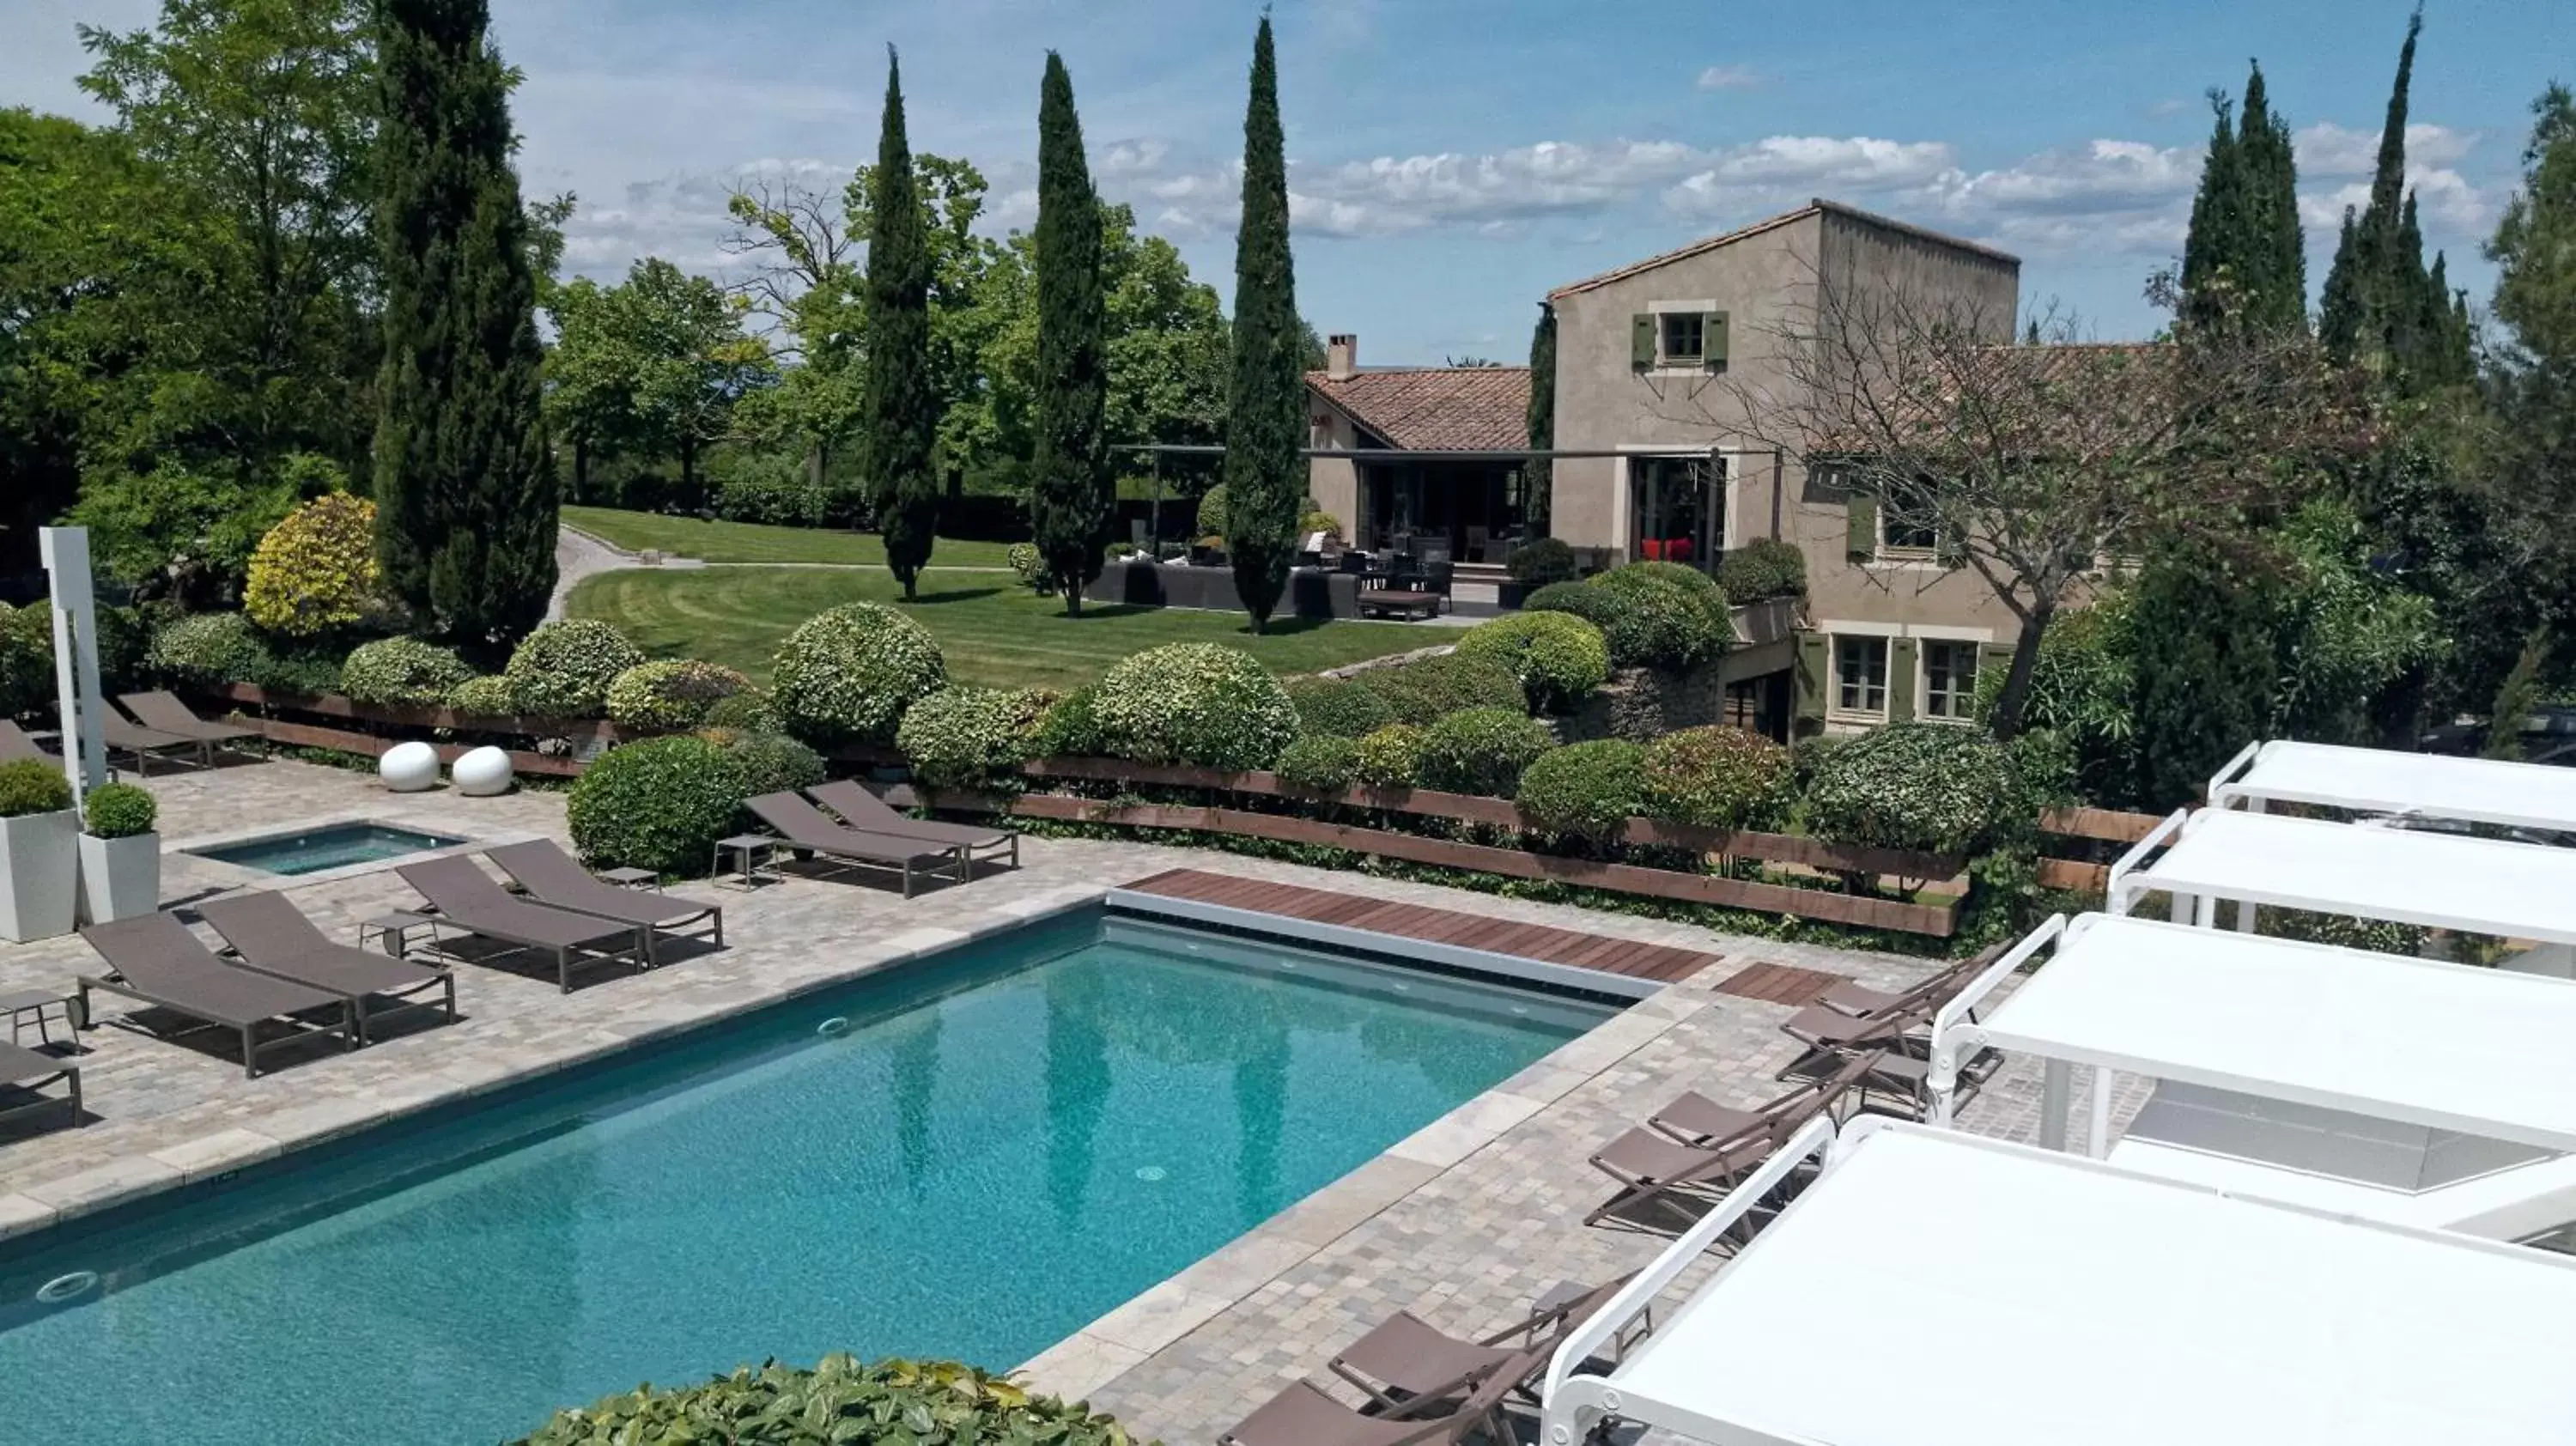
[[183, 822, 466, 877]]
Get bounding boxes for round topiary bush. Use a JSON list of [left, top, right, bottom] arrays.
[[1585, 564, 1732, 671], [1194, 484, 1230, 538], [605, 659, 750, 732], [1275, 732, 1362, 793], [1284, 676, 1396, 739], [505, 620, 645, 720], [1506, 537, 1579, 586], [510, 1354, 1136, 1446], [1030, 683, 1106, 758], [0, 759, 74, 818], [1802, 720, 2019, 857], [243, 491, 383, 637], [1092, 642, 1298, 770], [81, 781, 155, 838], [1716, 537, 1807, 603], [1005, 542, 1047, 591], [1355, 652, 1526, 724], [699, 688, 781, 734], [1516, 738, 1646, 841], [340, 637, 473, 707], [1354, 723, 1426, 788], [896, 685, 1053, 788], [147, 612, 276, 689], [714, 731, 827, 799], [769, 602, 947, 745], [1521, 580, 1619, 629], [1641, 726, 1797, 831], [1452, 612, 1609, 713], [1414, 706, 1558, 797], [566, 734, 750, 875], [447, 674, 517, 718]]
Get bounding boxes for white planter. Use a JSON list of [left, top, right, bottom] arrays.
[[76, 831, 162, 926], [452, 745, 514, 797], [380, 741, 440, 793], [0, 809, 79, 943]]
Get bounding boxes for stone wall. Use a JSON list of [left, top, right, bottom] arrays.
[[1557, 662, 1729, 743]]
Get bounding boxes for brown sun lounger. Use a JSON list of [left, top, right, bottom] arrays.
[[805, 779, 1018, 878], [1588, 1053, 1873, 1230], [1220, 1342, 1533, 1446], [97, 712, 199, 775], [484, 839, 724, 963], [0, 1041, 81, 1133], [1328, 1275, 1633, 1417], [197, 890, 456, 1042], [120, 690, 258, 751], [0, 720, 50, 764], [745, 792, 966, 897], [397, 856, 647, 993], [77, 912, 356, 1078]]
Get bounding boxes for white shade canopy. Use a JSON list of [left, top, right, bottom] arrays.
[[2211, 738, 2576, 834], [1541, 1122, 2576, 1446]]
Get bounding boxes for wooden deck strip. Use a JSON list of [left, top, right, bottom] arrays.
[[1711, 961, 1850, 1006], [1122, 868, 1723, 985]]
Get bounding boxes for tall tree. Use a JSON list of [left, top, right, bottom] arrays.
[[546, 258, 771, 505], [1223, 15, 1304, 633], [1029, 52, 1111, 613], [2178, 88, 2244, 334], [2318, 8, 2468, 385], [863, 48, 943, 599], [370, 0, 556, 646], [2480, 83, 2576, 701], [2179, 64, 2305, 336], [1524, 303, 1556, 536]]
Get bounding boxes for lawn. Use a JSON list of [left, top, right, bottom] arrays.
[[566, 566, 1434, 691], [561, 506, 1019, 568]]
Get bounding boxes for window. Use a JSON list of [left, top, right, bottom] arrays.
[[1659, 312, 1704, 366], [1833, 635, 1889, 717], [1922, 641, 1981, 720], [1880, 511, 1941, 556]]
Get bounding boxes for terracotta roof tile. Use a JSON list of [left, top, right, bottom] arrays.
[[1305, 366, 1531, 451]]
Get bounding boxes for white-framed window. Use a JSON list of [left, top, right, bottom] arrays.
[[1659, 312, 1705, 367], [1833, 635, 1889, 718], [1879, 508, 1941, 557], [1921, 641, 1981, 720]]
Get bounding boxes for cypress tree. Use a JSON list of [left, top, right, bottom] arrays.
[[2236, 64, 2306, 332], [866, 47, 941, 600], [2320, 207, 2365, 354], [2321, 8, 2436, 373], [1223, 15, 1304, 633], [2178, 89, 2243, 332], [371, 0, 556, 647], [1030, 52, 1109, 616], [1523, 303, 1556, 537]]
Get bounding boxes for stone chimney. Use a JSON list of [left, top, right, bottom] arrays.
[[1325, 333, 1358, 380]]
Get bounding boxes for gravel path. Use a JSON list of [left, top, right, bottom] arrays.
[[547, 523, 661, 620]]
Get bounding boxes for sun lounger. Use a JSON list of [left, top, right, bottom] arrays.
[[1588, 1053, 1874, 1230], [119, 690, 258, 755], [397, 856, 647, 993], [1327, 1276, 1631, 1416], [0, 721, 50, 764], [1219, 1343, 1532, 1446], [76, 913, 356, 1078], [0, 1042, 81, 1132], [805, 778, 1018, 877], [98, 712, 198, 775], [484, 839, 723, 963], [745, 792, 967, 897], [197, 890, 456, 1042]]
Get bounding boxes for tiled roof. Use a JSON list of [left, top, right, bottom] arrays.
[[1306, 366, 1532, 452], [1549, 198, 2018, 300]]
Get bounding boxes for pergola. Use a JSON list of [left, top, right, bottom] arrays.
[[2208, 738, 2576, 834], [1540, 1121, 2576, 1446]]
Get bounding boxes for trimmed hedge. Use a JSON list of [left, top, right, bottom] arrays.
[[82, 781, 156, 838], [243, 491, 381, 637], [770, 602, 947, 745], [1354, 723, 1426, 788], [1284, 676, 1396, 738], [1030, 683, 1107, 758], [896, 686, 1054, 788], [714, 732, 827, 799], [1641, 726, 1796, 831], [1352, 653, 1524, 725], [700, 688, 781, 733], [1516, 738, 1646, 841], [1195, 484, 1229, 538], [510, 1355, 1136, 1446], [565, 734, 750, 875], [1505, 537, 1578, 586], [1005, 542, 1046, 590], [1413, 706, 1556, 797], [1716, 538, 1807, 603], [448, 674, 516, 717], [605, 659, 750, 731], [1452, 612, 1609, 713], [0, 759, 72, 818], [148, 612, 274, 689], [505, 620, 644, 719], [1803, 721, 2018, 857], [1584, 564, 1732, 671], [1275, 732, 1362, 793], [340, 637, 473, 707], [1092, 643, 1298, 770], [0, 605, 56, 719]]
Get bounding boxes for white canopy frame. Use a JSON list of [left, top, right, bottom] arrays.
[[2208, 738, 2576, 835], [1540, 1119, 2576, 1446], [2105, 805, 2576, 946]]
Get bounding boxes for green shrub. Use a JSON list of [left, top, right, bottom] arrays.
[[1354, 652, 1526, 724], [699, 688, 781, 733], [1195, 484, 1229, 538], [243, 490, 382, 638], [896, 686, 1053, 788], [1506, 537, 1578, 586], [1355, 723, 1426, 787], [1284, 676, 1395, 738], [147, 612, 274, 689], [770, 602, 947, 745], [1516, 739, 1646, 840], [1611, 558, 1728, 607], [505, 620, 645, 719], [340, 637, 473, 707], [565, 734, 750, 875], [509, 1355, 1137, 1446], [1414, 706, 1557, 796], [1803, 721, 2018, 857], [81, 781, 155, 838], [0, 760, 73, 818], [1521, 580, 1616, 627], [1030, 683, 1106, 757], [1453, 612, 1609, 713], [447, 674, 517, 717], [1641, 726, 1796, 830], [0, 605, 57, 718], [1716, 538, 1807, 602], [1275, 732, 1361, 793], [1092, 643, 1298, 769], [605, 659, 750, 731], [715, 732, 826, 799], [1005, 542, 1046, 590], [1299, 507, 1344, 541], [1584, 564, 1732, 671]]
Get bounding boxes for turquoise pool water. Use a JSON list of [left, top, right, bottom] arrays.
[[185, 822, 466, 875], [0, 908, 1609, 1446]]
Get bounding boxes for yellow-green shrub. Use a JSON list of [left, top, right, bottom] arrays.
[[244, 493, 381, 637]]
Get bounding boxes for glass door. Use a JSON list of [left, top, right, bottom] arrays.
[[1628, 455, 1725, 569]]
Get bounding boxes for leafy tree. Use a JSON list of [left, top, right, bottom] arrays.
[[2479, 83, 2576, 709], [371, 0, 556, 646], [2180, 64, 2305, 336], [2318, 9, 2472, 387], [861, 49, 943, 599], [1525, 303, 1557, 534], [1030, 53, 1111, 612], [1224, 16, 1304, 632], [547, 258, 770, 504]]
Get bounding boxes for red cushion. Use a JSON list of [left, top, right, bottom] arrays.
[[1641, 539, 1664, 561]]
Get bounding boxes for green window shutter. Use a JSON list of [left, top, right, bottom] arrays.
[[1795, 633, 1829, 720], [1702, 311, 1729, 370], [1889, 637, 1919, 721], [1631, 314, 1656, 371], [1844, 494, 1877, 562]]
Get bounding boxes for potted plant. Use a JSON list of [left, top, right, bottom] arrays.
[[76, 781, 160, 926], [0, 760, 78, 943]]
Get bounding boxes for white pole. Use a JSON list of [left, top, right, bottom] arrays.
[[37, 528, 107, 805]]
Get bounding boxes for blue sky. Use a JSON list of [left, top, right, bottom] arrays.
[[8, 0, 2570, 359]]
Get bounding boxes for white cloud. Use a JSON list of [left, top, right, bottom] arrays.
[[1696, 64, 1761, 91], [2293, 121, 2476, 176], [1929, 139, 2199, 216], [2299, 166, 2492, 234]]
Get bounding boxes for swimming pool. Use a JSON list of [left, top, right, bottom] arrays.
[[184, 821, 467, 876], [0, 908, 1612, 1446]]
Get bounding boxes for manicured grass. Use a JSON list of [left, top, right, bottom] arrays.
[[566, 566, 1434, 691], [561, 506, 1019, 568]]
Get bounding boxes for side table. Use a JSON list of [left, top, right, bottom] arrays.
[[713, 834, 778, 889], [598, 866, 661, 891], [359, 910, 440, 958], [0, 988, 76, 1046]]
